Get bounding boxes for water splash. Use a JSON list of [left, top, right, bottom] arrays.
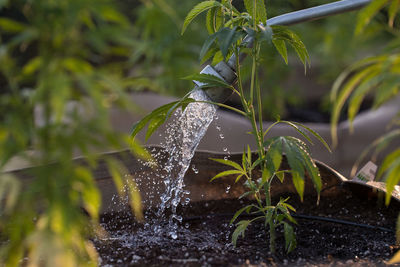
[[147, 88, 217, 238]]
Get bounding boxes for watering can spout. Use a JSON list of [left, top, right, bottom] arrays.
[[193, 62, 237, 104]]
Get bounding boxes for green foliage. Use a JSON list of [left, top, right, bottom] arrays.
[[329, 1, 400, 262], [0, 0, 146, 266], [181, 0, 325, 254], [132, 0, 326, 255]]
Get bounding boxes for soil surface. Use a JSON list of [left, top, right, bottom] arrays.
[[95, 185, 399, 266]]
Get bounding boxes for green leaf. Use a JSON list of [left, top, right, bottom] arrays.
[[209, 158, 244, 171], [74, 167, 100, 220], [206, 7, 224, 34], [130, 98, 195, 141], [182, 1, 223, 35], [356, 0, 389, 35], [210, 169, 243, 181], [331, 64, 381, 147], [272, 26, 309, 70], [283, 222, 297, 253], [216, 27, 244, 60], [232, 220, 251, 246], [244, 0, 267, 25], [282, 121, 331, 152], [127, 178, 143, 221], [0, 174, 20, 214], [348, 73, 384, 128], [183, 73, 231, 89], [0, 18, 26, 32], [230, 205, 253, 224], [378, 148, 400, 178], [382, 157, 400, 205], [199, 33, 218, 61], [388, 0, 400, 27], [272, 39, 288, 64], [291, 172, 305, 201], [265, 138, 282, 174], [22, 57, 42, 76]]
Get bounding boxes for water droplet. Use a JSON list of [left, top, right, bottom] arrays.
[[216, 125, 221, 131], [223, 147, 228, 152], [225, 185, 231, 193], [170, 232, 178, 239], [224, 156, 228, 160], [184, 197, 190, 204], [219, 133, 224, 139], [185, 223, 190, 229], [192, 164, 199, 174]]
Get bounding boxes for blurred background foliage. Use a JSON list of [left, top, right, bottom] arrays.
[[0, 0, 397, 265], [0, 0, 147, 266]]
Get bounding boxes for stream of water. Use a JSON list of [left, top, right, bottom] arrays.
[[138, 88, 217, 239]]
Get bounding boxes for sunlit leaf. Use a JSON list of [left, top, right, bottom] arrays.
[[244, 0, 267, 25], [272, 39, 288, 64], [356, 0, 388, 35], [127, 177, 143, 221], [232, 220, 251, 246], [182, 1, 223, 35], [209, 158, 244, 171], [388, 0, 400, 27], [230, 205, 253, 224], [210, 169, 243, 181]]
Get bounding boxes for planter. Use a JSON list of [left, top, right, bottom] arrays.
[[8, 147, 400, 266], [87, 148, 399, 266]]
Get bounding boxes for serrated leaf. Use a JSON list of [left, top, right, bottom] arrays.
[[210, 169, 243, 181], [265, 139, 282, 174], [232, 220, 251, 246], [244, 0, 267, 25], [206, 7, 224, 34], [283, 121, 331, 152], [272, 39, 288, 64], [283, 222, 297, 253], [130, 98, 195, 141], [230, 205, 253, 224], [182, 1, 223, 35], [210, 158, 244, 171], [235, 174, 245, 183], [291, 172, 304, 201]]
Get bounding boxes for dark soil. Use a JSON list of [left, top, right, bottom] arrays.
[[95, 186, 399, 266]]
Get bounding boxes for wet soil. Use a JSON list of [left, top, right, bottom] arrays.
[[96, 185, 399, 266]]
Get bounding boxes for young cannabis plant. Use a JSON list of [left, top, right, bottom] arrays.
[[180, 0, 331, 254], [133, 0, 329, 254]]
